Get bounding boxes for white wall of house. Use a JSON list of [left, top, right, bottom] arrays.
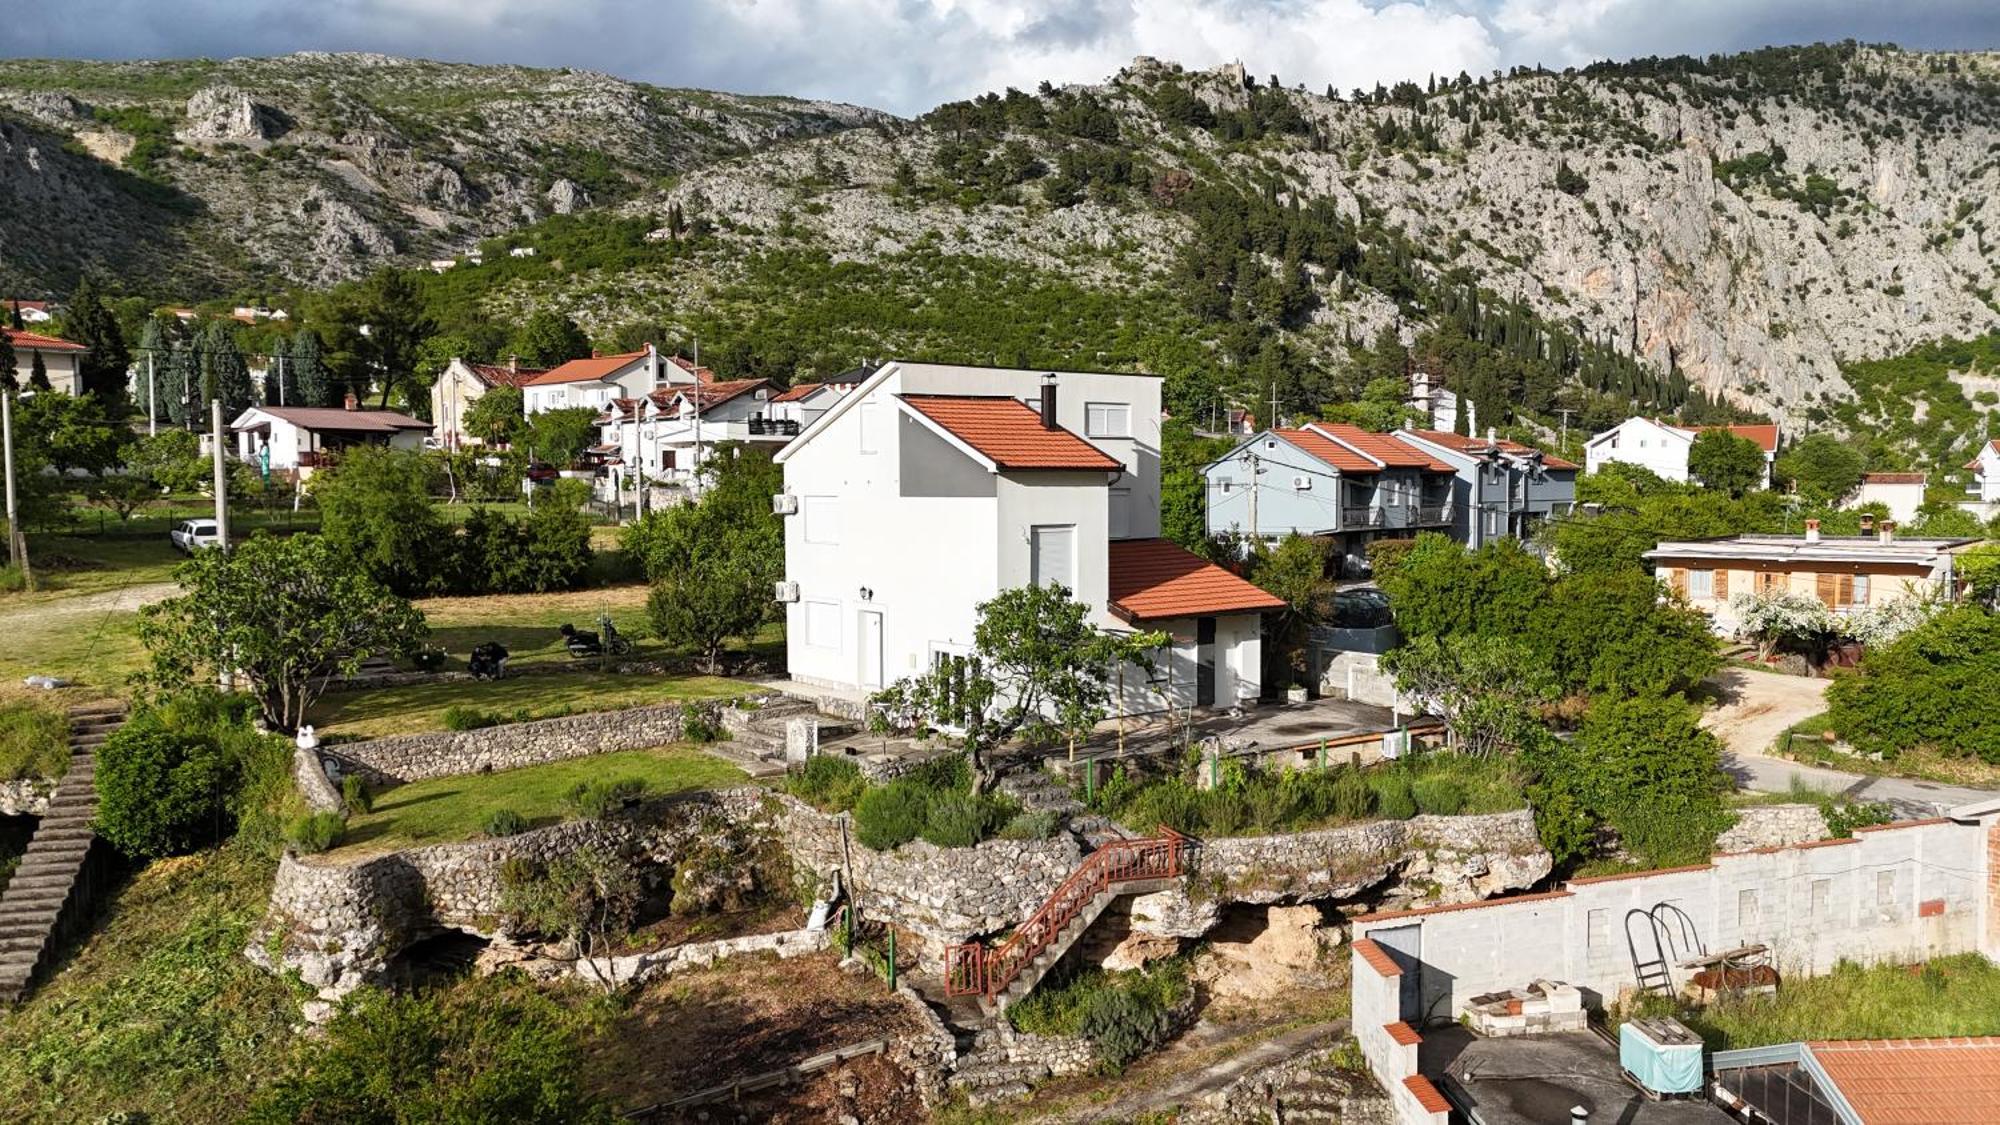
[[1584, 416, 1697, 481], [12, 350, 82, 395], [1964, 443, 2000, 520], [523, 348, 679, 416], [1852, 478, 1927, 524]]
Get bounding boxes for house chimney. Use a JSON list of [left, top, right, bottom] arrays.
[[1804, 518, 1821, 544], [1486, 426, 1497, 442], [1879, 520, 1895, 545], [1040, 373, 1058, 430], [508, 354, 519, 375], [1859, 512, 1875, 535], [343, 391, 358, 412]]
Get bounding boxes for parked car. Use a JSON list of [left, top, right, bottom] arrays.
[[170, 518, 222, 552]]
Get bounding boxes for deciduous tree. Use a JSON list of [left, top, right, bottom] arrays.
[[1688, 429, 1766, 494]]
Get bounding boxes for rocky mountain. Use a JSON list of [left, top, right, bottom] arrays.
[[0, 53, 890, 292]]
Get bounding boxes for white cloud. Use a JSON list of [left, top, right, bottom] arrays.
[[3, 0, 1996, 115]]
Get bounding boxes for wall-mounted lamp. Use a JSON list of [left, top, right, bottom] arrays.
[[859, 587, 874, 601]]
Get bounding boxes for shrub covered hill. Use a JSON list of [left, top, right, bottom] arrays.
[[7, 42, 2000, 444]]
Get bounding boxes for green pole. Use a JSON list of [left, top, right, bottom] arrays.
[[1085, 758, 1096, 801], [1318, 739, 1327, 771], [887, 927, 897, 991]]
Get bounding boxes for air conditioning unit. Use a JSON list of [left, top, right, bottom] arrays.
[[771, 493, 799, 515], [1292, 476, 1311, 490], [773, 580, 800, 603]]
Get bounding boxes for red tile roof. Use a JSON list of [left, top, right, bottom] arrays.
[[654, 378, 770, 411], [465, 361, 547, 388], [1862, 471, 1928, 485], [1409, 428, 1578, 471], [899, 395, 1122, 471], [1108, 538, 1288, 623], [1274, 428, 1379, 474], [523, 349, 651, 386], [2, 327, 86, 353], [1403, 1075, 1451, 1115], [665, 354, 717, 384], [771, 382, 825, 404], [1310, 423, 1456, 472], [1808, 1038, 2000, 1125], [1352, 939, 1402, 978], [1694, 423, 1780, 452], [1384, 1021, 1422, 1046], [239, 406, 430, 433], [1966, 440, 2000, 470]]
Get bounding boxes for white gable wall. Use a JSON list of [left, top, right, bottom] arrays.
[[1584, 417, 1694, 481]]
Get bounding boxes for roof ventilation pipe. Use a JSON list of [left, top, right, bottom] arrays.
[[1040, 373, 1058, 430]]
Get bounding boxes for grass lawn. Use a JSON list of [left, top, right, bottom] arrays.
[[1651, 953, 2000, 1050], [311, 670, 746, 738], [0, 602, 150, 697], [415, 586, 780, 670], [336, 744, 748, 853]]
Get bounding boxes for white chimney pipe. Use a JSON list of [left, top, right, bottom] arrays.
[[1879, 520, 1895, 545], [1804, 519, 1821, 544]]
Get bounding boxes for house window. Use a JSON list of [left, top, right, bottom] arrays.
[[1811, 879, 1832, 920], [1109, 488, 1132, 539], [1085, 402, 1131, 438], [858, 401, 881, 454], [803, 496, 841, 545], [1816, 573, 1869, 609], [804, 600, 840, 648], [1030, 525, 1076, 590], [1851, 574, 1870, 605], [662, 451, 676, 471], [1688, 569, 1716, 600], [1876, 870, 1896, 908]]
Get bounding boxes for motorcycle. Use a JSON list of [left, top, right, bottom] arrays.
[[560, 616, 633, 659], [469, 642, 510, 681]]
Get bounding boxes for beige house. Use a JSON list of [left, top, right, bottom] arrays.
[[5, 328, 87, 394], [430, 357, 547, 450], [1644, 523, 1979, 633]]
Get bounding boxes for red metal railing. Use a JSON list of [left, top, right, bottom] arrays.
[[946, 826, 1188, 1002]]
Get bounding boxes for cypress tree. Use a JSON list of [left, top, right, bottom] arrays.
[[165, 336, 199, 428], [65, 276, 130, 402], [291, 329, 329, 407], [200, 321, 254, 418], [135, 318, 168, 423], [29, 350, 50, 391]]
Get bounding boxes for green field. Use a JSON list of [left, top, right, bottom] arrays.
[[336, 744, 748, 853], [1653, 954, 2000, 1050]]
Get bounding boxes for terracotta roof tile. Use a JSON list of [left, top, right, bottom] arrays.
[[1862, 472, 1928, 485], [2, 327, 86, 353], [1352, 938, 1402, 978], [1107, 539, 1287, 622], [651, 378, 770, 411], [466, 361, 547, 388], [1274, 428, 1378, 474], [1403, 1075, 1451, 1115], [771, 382, 825, 403], [1384, 1021, 1422, 1046], [1808, 1038, 2000, 1125], [1408, 428, 1578, 470], [524, 349, 651, 386], [1694, 423, 1780, 452], [900, 395, 1122, 471], [665, 355, 717, 383], [1310, 423, 1456, 472]]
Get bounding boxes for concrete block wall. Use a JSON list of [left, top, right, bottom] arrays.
[[1351, 938, 1449, 1125], [1353, 815, 1993, 1020]]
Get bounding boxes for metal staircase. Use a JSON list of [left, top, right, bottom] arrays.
[[1625, 902, 1705, 998]]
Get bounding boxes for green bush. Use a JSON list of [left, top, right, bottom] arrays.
[[855, 781, 931, 850], [1011, 960, 1188, 1072], [95, 718, 231, 858], [442, 705, 501, 732], [1826, 606, 2000, 763], [0, 702, 69, 781], [999, 808, 1061, 840], [1369, 773, 1418, 819], [563, 777, 647, 819], [787, 755, 865, 812], [0, 563, 25, 594], [1329, 768, 1373, 820], [340, 775, 371, 815], [922, 791, 1012, 848], [678, 701, 720, 743], [1079, 987, 1175, 1072], [483, 807, 527, 837], [284, 812, 345, 854], [1411, 776, 1466, 816]]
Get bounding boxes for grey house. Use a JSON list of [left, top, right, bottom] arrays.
[[1204, 423, 1457, 573], [1389, 428, 1579, 548]]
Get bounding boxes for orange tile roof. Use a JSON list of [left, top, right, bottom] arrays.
[[465, 361, 547, 388], [2, 327, 86, 353], [523, 349, 650, 386], [1403, 1075, 1451, 1115], [1352, 938, 1402, 977], [651, 378, 770, 411], [771, 381, 825, 403], [1274, 428, 1378, 473], [1107, 538, 1287, 623], [1694, 423, 1780, 452], [900, 395, 1122, 471], [1409, 428, 1579, 471], [1384, 1021, 1422, 1046], [1311, 423, 1456, 472], [1862, 472, 1928, 484], [1808, 1038, 2000, 1125]]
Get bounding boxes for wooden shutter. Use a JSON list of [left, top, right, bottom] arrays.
[[1816, 573, 1838, 605], [1714, 569, 1730, 600], [1667, 568, 1687, 595]]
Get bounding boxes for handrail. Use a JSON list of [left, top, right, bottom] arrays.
[[946, 826, 1187, 1001]]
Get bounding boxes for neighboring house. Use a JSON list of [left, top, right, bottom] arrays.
[[1390, 427, 1578, 548], [1713, 1037, 2000, 1125], [767, 381, 852, 432], [1583, 417, 1779, 486], [594, 377, 786, 500], [775, 361, 1281, 712], [1849, 471, 1928, 524], [1963, 439, 2000, 521], [1204, 423, 1457, 574], [4, 328, 87, 394], [431, 357, 549, 449], [1643, 522, 1977, 633], [230, 398, 431, 476], [1408, 369, 1473, 433], [520, 345, 711, 415], [4, 300, 54, 324]]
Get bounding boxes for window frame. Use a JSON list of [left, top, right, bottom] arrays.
[[1084, 401, 1132, 439], [1030, 523, 1077, 591], [802, 496, 841, 546]]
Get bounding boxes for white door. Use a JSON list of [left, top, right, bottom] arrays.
[[858, 611, 884, 690]]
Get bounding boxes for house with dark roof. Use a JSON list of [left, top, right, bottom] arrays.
[[592, 377, 784, 501], [774, 361, 1282, 712], [1390, 427, 1579, 548], [4, 327, 88, 394], [430, 356, 549, 449], [1203, 422, 1459, 573], [229, 398, 431, 476], [1584, 416, 1780, 487]]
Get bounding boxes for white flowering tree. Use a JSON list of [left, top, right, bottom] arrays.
[[1846, 596, 1938, 648], [1730, 590, 1839, 660]]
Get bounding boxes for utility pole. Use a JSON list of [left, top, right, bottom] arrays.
[[3, 390, 32, 591], [1247, 451, 1261, 541], [690, 336, 704, 496], [1557, 408, 1574, 451], [211, 399, 230, 551], [147, 351, 157, 436], [1268, 381, 1281, 430]]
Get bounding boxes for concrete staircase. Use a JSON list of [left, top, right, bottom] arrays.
[[0, 703, 124, 1005]]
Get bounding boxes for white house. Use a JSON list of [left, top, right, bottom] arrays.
[[767, 381, 852, 431], [5, 300, 54, 324], [1964, 440, 2000, 522], [775, 361, 1282, 714], [431, 357, 548, 449], [1849, 472, 1928, 524], [5, 328, 87, 394], [1583, 417, 1779, 486], [521, 345, 711, 416], [230, 399, 431, 476], [593, 377, 789, 501]]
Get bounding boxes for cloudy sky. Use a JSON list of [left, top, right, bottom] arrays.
[[6, 1, 2000, 115]]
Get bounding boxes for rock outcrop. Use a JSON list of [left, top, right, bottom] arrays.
[[180, 85, 286, 142]]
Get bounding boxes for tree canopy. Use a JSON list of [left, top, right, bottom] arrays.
[[1687, 429, 1767, 494]]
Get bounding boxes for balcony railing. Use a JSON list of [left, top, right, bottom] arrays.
[[296, 450, 339, 469], [747, 417, 802, 437], [1415, 503, 1453, 525], [1342, 507, 1384, 528]]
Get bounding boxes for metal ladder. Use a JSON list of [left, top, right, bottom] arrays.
[[1624, 903, 1705, 997]]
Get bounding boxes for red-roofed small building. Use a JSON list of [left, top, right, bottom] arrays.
[[229, 399, 431, 476], [1584, 416, 1780, 487], [1851, 470, 1930, 524], [520, 344, 710, 416], [4, 327, 88, 394], [775, 362, 1281, 712]]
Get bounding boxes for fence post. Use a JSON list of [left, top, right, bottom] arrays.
[[887, 927, 896, 991]]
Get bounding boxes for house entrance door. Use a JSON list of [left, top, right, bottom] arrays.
[[1195, 617, 1217, 706], [858, 611, 884, 690]]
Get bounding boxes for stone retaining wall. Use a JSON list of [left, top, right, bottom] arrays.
[[293, 747, 345, 815], [321, 702, 708, 784], [0, 777, 54, 818], [1716, 804, 1831, 853]]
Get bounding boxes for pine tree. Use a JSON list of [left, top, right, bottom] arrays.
[[29, 350, 50, 391], [135, 318, 168, 422], [200, 321, 253, 418], [165, 336, 199, 427], [65, 276, 130, 401], [291, 329, 329, 407]]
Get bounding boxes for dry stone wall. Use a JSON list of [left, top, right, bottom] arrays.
[[1715, 804, 1831, 853], [321, 702, 704, 784]]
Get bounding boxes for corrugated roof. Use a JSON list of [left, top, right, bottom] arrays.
[[1408, 428, 1579, 471], [2, 327, 86, 353], [1309, 423, 1456, 472], [523, 349, 650, 386], [900, 394, 1122, 471], [1272, 428, 1378, 473], [1107, 538, 1287, 622], [1808, 1038, 2000, 1125], [239, 406, 430, 433]]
